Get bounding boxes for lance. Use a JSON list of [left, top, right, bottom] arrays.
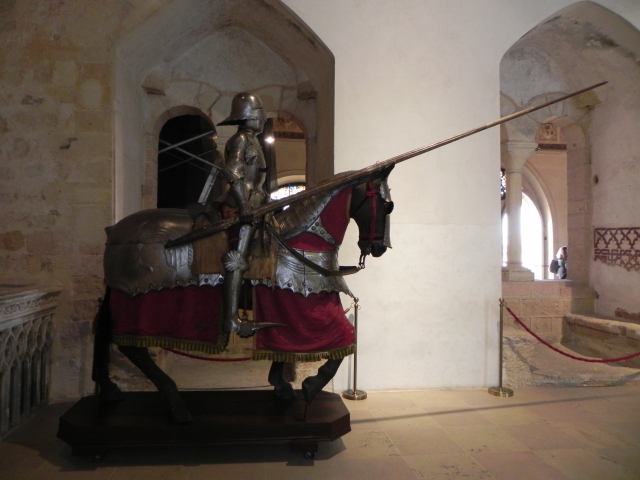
[[165, 80, 607, 248]]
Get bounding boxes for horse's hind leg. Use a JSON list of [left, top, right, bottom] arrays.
[[268, 361, 294, 401], [118, 345, 193, 424], [91, 288, 124, 403], [301, 359, 343, 404]]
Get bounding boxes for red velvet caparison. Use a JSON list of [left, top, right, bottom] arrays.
[[253, 286, 355, 354], [253, 186, 355, 358], [110, 285, 225, 352], [109, 186, 356, 359]]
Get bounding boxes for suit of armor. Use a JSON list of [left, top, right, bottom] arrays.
[[223, 127, 268, 217], [217, 92, 273, 337]]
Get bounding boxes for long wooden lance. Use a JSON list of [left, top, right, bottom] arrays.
[[165, 80, 607, 248]]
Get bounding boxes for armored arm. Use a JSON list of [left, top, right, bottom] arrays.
[[223, 133, 253, 218]]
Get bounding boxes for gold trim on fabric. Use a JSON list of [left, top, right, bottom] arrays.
[[113, 333, 230, 355], [251, 343, 355, 362]]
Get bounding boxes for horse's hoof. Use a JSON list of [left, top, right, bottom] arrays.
[[98, 382, 125, 404], [275, 395, 294, 410], [301, 376, 323, 405], [169, 406, 193, 425], [274, 381, 294, 400]]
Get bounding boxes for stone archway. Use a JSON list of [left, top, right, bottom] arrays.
[[500, 1, 640, 387], [114, 0, 335, 219], [500, 1, 640, 295]]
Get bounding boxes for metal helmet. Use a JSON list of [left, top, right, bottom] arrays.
[[217, 92, 265, 126]]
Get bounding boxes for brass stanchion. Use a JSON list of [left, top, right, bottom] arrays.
[[488, 298, 514, 397], [342, 298, 367, 401]]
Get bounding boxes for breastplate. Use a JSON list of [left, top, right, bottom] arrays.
[[243, 136, 267, 208]]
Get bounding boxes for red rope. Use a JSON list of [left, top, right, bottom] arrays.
[[163, 347, 250, 362], [505, 306, 640, 363]]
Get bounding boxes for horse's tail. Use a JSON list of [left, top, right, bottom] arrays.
[[91, 286, 113, 384]]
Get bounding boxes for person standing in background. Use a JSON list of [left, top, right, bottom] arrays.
[[556, 246, 568, 279]]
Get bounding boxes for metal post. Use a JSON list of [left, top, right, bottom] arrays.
[[488, 298, 514, 397], [343, 298, 367, 400]]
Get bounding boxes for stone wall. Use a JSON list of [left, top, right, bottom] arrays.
[[502, 280, 597, 340], [0, 0, 334, 401], [2, 0, 639, 401], [0, 1, 182, 400]]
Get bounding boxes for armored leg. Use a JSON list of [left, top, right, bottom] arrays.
[[223, 224, 282, 337], [301, 359, 343, 404]]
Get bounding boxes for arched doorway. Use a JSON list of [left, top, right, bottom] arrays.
[[502, 193, 544, 279], [115, 0, 335, 218], [269, 116, 307, 204], [500, 1, 640, 316], [157, 114, 218, 209]]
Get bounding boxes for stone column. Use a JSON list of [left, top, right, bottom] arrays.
[[502, 142, 536, 282], [564, 123, 591, 285]]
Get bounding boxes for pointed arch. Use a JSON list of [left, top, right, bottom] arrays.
[[114, 0, 334, 219], [500, 1, 640, 295]]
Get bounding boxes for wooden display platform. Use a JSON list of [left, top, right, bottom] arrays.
[[57, 390, 350, 460]]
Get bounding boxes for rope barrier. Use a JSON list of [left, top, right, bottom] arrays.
[[163, 347, 250, 362], [504, 305, 640, 363]]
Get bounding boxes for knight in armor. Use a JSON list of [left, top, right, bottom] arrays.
[[217, 92, 272, 337]]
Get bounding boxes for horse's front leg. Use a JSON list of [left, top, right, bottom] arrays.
[[268, 361, 295, 402], [118, 345, 193, 424], [91, 288, 124, 404], [301, 359, 343, 404]]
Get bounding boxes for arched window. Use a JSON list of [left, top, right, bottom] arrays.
[[270, 183, 306, 201], [502, 193, 544, 279], [157, 115, 218, 209]]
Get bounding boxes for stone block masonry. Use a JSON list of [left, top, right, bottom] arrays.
[[502, 280, 596, 339]]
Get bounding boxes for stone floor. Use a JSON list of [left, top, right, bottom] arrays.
[[2, 386, 640, 479], [503, 328, 640, 388]]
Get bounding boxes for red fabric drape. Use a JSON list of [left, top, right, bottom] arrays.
[[254, 285, 354, 353], [109, 186, 355, 358], [253, 187, 355, 355], [110, 285, 223, 347]]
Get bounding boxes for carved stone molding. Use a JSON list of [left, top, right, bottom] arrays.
[[0, 285, 62, 328], [0, 284, 62, 436]]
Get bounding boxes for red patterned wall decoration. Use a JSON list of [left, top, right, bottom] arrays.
[[594, 228, 640, 272]]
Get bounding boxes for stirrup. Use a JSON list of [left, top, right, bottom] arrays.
[[225, 317, 286, 338]]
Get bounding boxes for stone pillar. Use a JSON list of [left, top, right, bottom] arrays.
[[564, 124, 591, 284], [502, 142, 536, 281]]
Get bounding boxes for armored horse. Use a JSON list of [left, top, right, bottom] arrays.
[[90, 81, 603, 425], [92, 169, 394, 424]]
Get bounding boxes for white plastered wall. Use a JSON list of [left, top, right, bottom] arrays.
[[281, 0, 640, 392]]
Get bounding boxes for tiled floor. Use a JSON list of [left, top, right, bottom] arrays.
[[2, 386, 640, 479]]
